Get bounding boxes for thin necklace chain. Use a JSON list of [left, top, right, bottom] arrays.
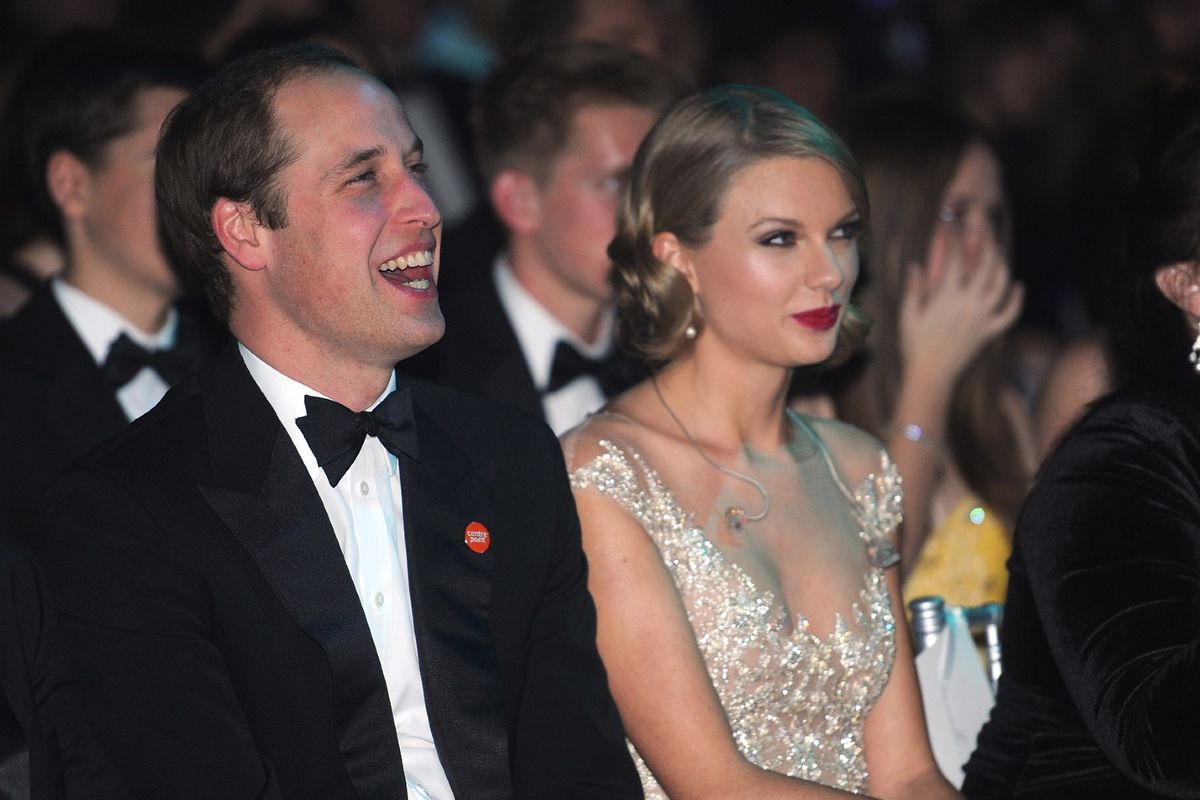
[[651, 374, 770, 531]]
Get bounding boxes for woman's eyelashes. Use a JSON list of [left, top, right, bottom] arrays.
[[758, 216, 861, 248], [831, 216, 863, 241], [760, 229, 797, 247]]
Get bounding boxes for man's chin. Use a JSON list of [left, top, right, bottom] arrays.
[[394, 321, 446, 363]]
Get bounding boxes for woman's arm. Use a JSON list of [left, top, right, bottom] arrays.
[[862, 559, 963, 800], [574, 487, 872, 800]]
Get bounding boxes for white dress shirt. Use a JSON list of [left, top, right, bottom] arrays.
[[53, 278, 177, 421], [492, 256, 615, 435], [240, 344, 455, 800]]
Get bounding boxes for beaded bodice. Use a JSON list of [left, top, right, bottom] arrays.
[[570, 434, 900, 795]]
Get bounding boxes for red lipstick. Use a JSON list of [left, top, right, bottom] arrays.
[[792, 304, 841, 331]]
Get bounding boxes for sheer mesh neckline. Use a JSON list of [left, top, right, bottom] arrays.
[[588, 436, 895, 640]]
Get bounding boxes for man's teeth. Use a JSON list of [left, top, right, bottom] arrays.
[[379, 250, 433, 272]]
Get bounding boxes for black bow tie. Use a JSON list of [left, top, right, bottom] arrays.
[[295, 388, 420, 487], [101, 331, 204, 388], [546, 340, 635, 397]]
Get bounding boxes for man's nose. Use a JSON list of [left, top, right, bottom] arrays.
[[394, 171, 441, 229]]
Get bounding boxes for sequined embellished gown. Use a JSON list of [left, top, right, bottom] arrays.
[[564, 410, 901, 796]]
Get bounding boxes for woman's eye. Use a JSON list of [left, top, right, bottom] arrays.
[[938, 202, 970, 229], [761, 230, 796, 247], [832, 219, 863, 241]]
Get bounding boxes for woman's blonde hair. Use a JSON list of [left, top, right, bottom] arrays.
[[609, 84, 870, 364]]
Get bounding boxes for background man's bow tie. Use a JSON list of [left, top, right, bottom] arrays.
[[546, 340, 637, 397], [102, 331, 205, 388]]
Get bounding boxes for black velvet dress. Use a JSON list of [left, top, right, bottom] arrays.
[[963, 388, 1200, 798]]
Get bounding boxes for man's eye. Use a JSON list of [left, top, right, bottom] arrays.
[[347, 169, 376, 185], [408, 161, 430, 177]]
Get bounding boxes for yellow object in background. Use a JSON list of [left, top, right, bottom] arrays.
[[904, 496, 1010, 608]]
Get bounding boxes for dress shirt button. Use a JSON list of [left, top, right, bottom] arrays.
[[359, 481, 370, 496], [374, 591, 385, 608]]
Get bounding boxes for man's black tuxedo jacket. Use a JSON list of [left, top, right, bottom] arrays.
[[402, 268, 544, 419], [38, 345, 640, 799], [0, 285, 216, 546], [0, 536, 128, 800]]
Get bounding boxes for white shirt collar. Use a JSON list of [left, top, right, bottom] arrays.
[[52, 277, 177, 365], [491, 254, 615, 391], [238, 343, 398, 478]]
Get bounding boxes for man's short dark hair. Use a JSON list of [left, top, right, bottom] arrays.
[[472, 41, 690, 186], [0, 29, 203, 254], [155, 43, 362, 322]]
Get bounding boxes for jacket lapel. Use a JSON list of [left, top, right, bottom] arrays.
[[196, 347, 406, 798], [399, 381, 513, 799]]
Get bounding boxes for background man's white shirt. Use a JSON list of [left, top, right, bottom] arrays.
[[53, 278, 176, 421], [493, 256, 613, 435]]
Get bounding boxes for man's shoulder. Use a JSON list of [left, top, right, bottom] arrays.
[[74, 374, 207, 478], [407, 375, 545, 430], [404, 374, 556, 457]]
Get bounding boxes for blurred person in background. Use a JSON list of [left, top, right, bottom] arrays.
[[403, 42, 688, 434], [496, 0, 705, 81], [0, 30, 213, 546], [834, 100, 1033, 609]]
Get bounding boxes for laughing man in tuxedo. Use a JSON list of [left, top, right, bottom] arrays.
[[38, 43, 639, 800]]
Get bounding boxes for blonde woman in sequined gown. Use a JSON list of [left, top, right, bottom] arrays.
[[562, 86, 959, 800]]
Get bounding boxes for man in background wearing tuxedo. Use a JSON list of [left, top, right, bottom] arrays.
[[403, 43, 687, 434], [38, 43, 639, 800], [0, 31, 212, 546]]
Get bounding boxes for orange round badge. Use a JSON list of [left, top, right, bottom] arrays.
[[464, 521, 490, 554]]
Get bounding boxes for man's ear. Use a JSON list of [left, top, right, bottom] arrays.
[[651, 231, 700, 295], [211, 198, 267, 271], [490, 169, 541, 235], [45, 150, 91, 220], [1155, 261, 1200, 318]]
